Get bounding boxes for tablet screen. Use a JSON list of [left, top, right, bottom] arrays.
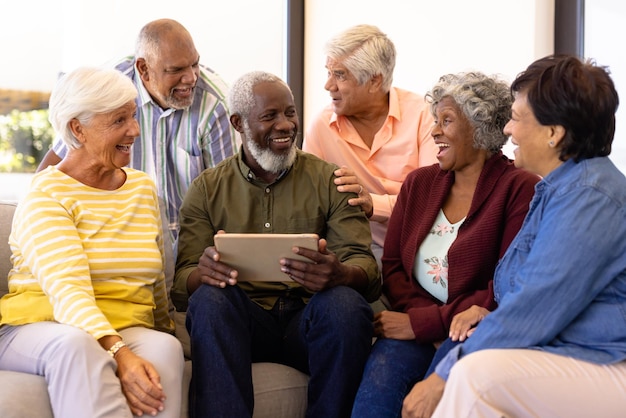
[[214, 233, 319, 281]]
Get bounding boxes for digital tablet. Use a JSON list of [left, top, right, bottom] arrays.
[[213, 233, 319, 282]]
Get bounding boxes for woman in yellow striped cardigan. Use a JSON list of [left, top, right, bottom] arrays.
[[0, 67, 184, 418]]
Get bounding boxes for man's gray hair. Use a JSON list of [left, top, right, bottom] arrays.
[[135, 19, 191, 64], [325, 24, 396, 92], [228, 71, 293, 119]]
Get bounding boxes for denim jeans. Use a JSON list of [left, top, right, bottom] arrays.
[[351, 337, 460, 418], [425, 337, 460, 377], [186, 284, 373, 418]]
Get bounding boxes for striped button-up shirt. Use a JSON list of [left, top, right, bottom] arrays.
[[52, 57, 239, 240]]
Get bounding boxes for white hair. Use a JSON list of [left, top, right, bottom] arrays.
[[228, 71, 292, 119], [324, 24, 396, 92], [48, 67, 137, 149]]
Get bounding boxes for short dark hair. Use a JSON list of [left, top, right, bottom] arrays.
[[511, 54, 619, 162]]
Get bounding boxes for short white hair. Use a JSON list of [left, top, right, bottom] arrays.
[[325, 24, 396, 92], [48, 67, 137, 149], [228, 71, 292, 120]]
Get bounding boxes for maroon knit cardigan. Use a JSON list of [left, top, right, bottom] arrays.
[[382, 152, 539, 343]]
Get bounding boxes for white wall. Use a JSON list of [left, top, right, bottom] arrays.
[[0, 0, 285, 91]]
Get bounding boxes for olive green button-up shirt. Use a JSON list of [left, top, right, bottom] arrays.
[[172, 148, 380, 311]]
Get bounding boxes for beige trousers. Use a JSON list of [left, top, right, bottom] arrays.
[[433, 348, 626, 418]]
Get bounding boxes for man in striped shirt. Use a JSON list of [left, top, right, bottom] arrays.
[[37, 19, 239, 243]]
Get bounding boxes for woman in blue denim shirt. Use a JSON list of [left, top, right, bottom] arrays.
[[402, 54, 626, 418]]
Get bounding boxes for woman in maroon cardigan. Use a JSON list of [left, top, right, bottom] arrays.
[[351, 72, 539, 418]]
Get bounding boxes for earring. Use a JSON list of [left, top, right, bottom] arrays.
[[549, 141, 555, 147]]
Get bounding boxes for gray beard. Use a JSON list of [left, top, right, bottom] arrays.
[[165, 93, 194, 110], [243, 122, 297, 173]]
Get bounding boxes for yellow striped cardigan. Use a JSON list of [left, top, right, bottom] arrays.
[[0, 166, 173, 339]]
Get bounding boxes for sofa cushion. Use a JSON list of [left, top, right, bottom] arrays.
[[0, 371, 52, 418], [174, 311, 191, 358], [252, 362, 308, 418], [0, 201, 17, 298]]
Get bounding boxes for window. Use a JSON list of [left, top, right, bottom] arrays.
[[584, 0, 626, 173]]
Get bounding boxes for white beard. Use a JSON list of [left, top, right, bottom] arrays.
[[243, 122, 297, 173]]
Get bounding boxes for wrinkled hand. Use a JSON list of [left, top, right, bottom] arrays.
[[196, 231, 238, 288], [449, 305, 490, 342], [279, 238, 347, 292], [333, 166, 373, 218], [402, 373, 445, 418], [115, 348, 166, 417], [374, 311, 415, 340]]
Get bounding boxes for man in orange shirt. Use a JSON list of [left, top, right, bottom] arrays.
[[303, 24, 438, 268]]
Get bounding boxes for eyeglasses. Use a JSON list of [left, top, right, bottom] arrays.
[[326, 69, 350, 83]]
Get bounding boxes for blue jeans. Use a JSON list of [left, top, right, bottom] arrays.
[[186, 284, 373, 418], [351, 337, 460, 418]]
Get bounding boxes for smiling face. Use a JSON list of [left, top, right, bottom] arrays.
[[238, 81, 299, 176], [136, 29, 200, 110], [324, 57, 374, 117], [75, 101, 139, 170], [431, 97, 486, 173], [503, 91, 563, 177]]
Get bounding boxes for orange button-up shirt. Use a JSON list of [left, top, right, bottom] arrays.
[[304, 87, 438, 247]]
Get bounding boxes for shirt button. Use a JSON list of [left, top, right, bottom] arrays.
[[264, 223, 270, 228], [265, 188, 271, 193]]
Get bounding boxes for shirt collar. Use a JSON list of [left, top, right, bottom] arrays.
[[387, 87, 401, 121], [540, 158, 573, 186], [132, 62, 152, 108], [132, 62, 175, 116]]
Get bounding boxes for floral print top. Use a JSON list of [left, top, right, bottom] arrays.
[[413, 209, 465, 303]]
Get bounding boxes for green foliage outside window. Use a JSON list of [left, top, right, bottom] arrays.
[[0, 109, 54, 173]]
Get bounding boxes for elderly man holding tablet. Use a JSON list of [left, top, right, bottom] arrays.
[[172, 71, 380, 418]]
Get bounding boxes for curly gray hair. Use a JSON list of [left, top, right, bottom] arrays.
[[425, 72, 512, 152]]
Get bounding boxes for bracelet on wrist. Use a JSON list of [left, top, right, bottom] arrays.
[[107, 340, 126, 358]]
